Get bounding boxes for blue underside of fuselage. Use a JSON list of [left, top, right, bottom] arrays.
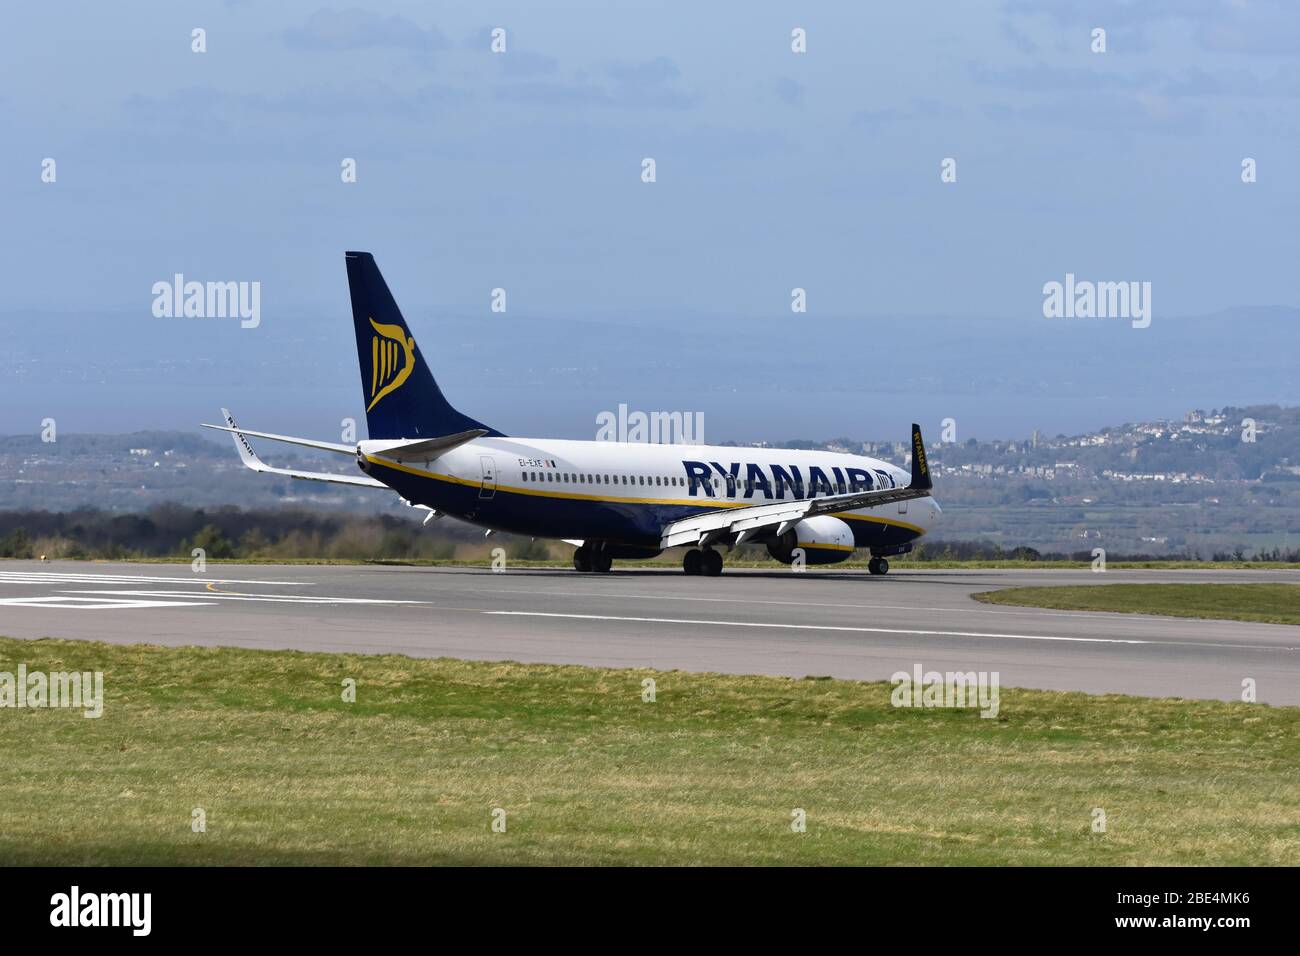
[[367, 461, 922, 552]]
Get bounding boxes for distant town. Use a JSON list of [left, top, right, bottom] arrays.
[[2, 404, 1297, 560]]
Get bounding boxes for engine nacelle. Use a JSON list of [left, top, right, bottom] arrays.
[[766, 515, 855, 566]]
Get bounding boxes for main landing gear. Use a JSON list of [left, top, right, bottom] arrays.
[[682, 548, 723, 576], [868, 557, 890, 576], [573, 544, 612, 573]]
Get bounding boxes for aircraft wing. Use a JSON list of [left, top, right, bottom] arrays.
[[209, 409, 388, 489], [659, 423, 933, 549]]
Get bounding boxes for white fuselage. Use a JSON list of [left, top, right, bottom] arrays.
[[360, 435, 941, 549]]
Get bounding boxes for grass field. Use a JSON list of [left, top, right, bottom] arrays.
[[1, 636, 1297, 865], [973, 583, 1300, 626]]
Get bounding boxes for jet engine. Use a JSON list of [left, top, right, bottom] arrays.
[[766, 515, 855, 565]]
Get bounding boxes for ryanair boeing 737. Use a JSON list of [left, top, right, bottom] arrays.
[[204, 252, 941, 576]]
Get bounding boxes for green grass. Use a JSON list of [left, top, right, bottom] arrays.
[[973, 583, 1300, 626], [1, 637, 1297, 865]]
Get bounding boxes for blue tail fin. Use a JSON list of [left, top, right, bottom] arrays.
[[345, 251, 502, 439]]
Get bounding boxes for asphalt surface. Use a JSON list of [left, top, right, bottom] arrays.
[[1, 561, 1297, 704]]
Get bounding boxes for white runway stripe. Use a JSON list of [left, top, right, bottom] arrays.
[[484, 611, 1298, 651], [67, 590, 424, 605], [479, 585, 1240, 624], [0, 596, 214, 609], [0, 571, 311, 586]]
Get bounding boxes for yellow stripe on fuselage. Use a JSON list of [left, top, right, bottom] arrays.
[[362, 455, 929, 535], [796, 541, 855, 552]]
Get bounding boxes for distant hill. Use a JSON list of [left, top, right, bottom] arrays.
[[3, 404, 1298, 558]]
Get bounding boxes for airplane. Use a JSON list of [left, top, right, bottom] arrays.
[[203, 252, 941, 576]]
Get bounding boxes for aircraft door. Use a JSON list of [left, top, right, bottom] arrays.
[[479, 456, 497, 499]]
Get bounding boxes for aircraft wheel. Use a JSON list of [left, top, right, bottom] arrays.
[[573, 547, 593, 573], [702, 549, 723, 577], [593, 551, 613, 573], [868, 557, 889, 576], [683, 549, 703, 575]]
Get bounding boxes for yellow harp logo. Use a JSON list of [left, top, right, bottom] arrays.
[[367, 317, 416, 412]]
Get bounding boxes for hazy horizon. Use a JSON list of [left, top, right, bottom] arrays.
[[3, 2, 1298, 442]]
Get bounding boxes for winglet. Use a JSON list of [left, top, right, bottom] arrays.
[[910, 423, 932, 491], [220, 408, 265, 472]]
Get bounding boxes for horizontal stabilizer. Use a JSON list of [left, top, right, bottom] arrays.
[[208, 409, 387, 489], [201, 415, 355, 457]]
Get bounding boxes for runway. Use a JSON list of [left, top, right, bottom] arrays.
[[1, 560, 1297, 704]]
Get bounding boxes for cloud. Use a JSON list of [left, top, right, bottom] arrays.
[[1161, 63, 1300, 99], [772, 77, 805, 107], [1004, 0, 1300, 56], [1003, 0, 1223, 28], [973, 59, 1300, 102], [494, 81, 611, 108], [284, 8, 448, 52], [495, 57, 700, 110], [1196, 16, 1300, 56], [984, 92, 1203, 133], [1001, 19, 1039, 55], [971, 63, 1158, 93], [496, 50, 560, 77], [852, 98, 960, 129]]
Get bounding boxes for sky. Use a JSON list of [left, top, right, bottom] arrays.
[[1, 1, 1298, 440]]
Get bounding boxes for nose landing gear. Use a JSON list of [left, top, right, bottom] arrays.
[[867, 557, 890, 576]]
